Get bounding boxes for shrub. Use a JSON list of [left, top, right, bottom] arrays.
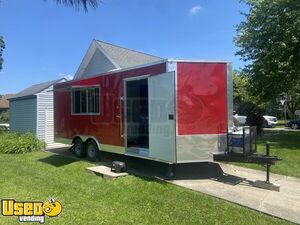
[[237, 102, 265, 134], [0, 110, 9, 123], [0, 132, 46, 154]]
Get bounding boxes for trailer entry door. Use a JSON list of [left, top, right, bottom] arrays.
[[148, 72, 176, 162], [125, 78, 149, 156]]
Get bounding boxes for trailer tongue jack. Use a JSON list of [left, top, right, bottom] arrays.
[[251, 142, 281, 191], [213, 127, 281, 191]]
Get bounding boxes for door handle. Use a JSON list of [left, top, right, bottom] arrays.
[[119, 96, 124, 137]]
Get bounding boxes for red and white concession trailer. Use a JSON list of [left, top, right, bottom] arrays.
[[54, 59, 233, 164]]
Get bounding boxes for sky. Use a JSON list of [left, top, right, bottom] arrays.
[[0, 0, 249, 94]]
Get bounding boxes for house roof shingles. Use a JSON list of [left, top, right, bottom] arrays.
[[10, 79, 65, 101], [0, 94, 14, 108], [97, 40, 163, 69]]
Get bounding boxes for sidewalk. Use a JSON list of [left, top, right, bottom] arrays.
[[169, 163, 300, 224]]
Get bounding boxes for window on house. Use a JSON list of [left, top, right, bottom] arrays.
[[72, 87, 100, 114]]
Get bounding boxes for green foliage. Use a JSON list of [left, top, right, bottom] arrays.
[[52, 0, 100, 11], [237, 101, 265, 134], [0, 110, 9, 123], [235, 0, 300, 114], [286, 86, 300, 118], [233, 70, 259, 110], [260, 100, 282, 118], [0, 36, 4, 71], [0, 132, 45, 154]]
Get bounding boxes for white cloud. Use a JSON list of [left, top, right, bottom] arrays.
[[189, 5, 202, 16], [58, 73, 73, 81]]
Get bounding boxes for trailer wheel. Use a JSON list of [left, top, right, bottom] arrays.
[[73, 138, 85, 158], [86, 140, 100, 161]]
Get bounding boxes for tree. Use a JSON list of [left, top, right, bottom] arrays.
[[233, 70, 259, 111], [51, 0, 100, 12], [0, 110, 9, 123], [0, 36, 4, 71], [238, 102, 265, 133], [235, 0, 300, 117]]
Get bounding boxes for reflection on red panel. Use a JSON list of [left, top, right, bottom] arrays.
[[54, 63, 166, 147], [177, 62, 228, 135]]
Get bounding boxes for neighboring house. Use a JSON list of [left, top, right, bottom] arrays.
[[74, 40, 163, 80], [9, 79, 66, 144], [0, 94, 14, 114]]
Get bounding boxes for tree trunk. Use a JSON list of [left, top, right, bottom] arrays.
[[287, 101, 296, 119]]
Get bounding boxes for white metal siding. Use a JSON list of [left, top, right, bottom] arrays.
[[10, 97, 37, 134], [81, 48, 116, 78], [36, 86, 54, 143]]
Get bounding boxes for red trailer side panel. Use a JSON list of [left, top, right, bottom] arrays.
[[177, 62, 228, 135], [54, 63, 166, 148]]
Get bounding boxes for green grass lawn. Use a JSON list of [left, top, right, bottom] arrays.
[[0, 151, 292, 225], [232, 130, 300, 178]]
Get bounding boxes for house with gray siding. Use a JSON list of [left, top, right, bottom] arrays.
[[9, 79, 66, 144]]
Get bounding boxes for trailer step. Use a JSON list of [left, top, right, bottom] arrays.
[[86, 166, 128, 180], [214, 142, 282, 189]]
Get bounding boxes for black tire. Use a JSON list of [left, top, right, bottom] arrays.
[[73, 138, 85, 158], [263, 120, 269, 128], [291, 123, 299, 129], [86, 140, 100, 161]]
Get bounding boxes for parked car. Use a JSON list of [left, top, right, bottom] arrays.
[[234, 114, 247, 125], [286, 119, 300, 129], [233, 114, 277, 128], [263, 116, 278, 128]]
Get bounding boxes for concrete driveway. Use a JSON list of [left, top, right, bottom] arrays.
[[169, 163, 300, 224]]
